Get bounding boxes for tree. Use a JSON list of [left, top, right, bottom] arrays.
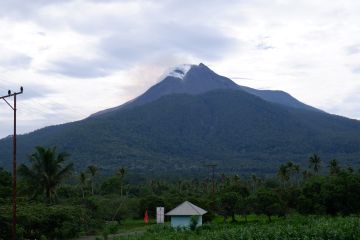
[[302, 170, 313, 180], [251, 174, 260, 192], [87, 165, 98, 195], [0, 168, 11, 199], [236, 196, 252, 222], [278, 164, 289, 186], [277, 162, 300, 187], [79, 172, 87, 199], [18, 146, 73, 203], [309, 154, 321, 174], [252, 189, 284, 222], [328, 159, 340, 176], [116, 167, 126, 198], [219, 192, 239, 222], [292, 164, 300, 185]]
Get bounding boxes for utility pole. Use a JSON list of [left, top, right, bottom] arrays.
[[205, 164, 217, 197], [1, 86, 23, 240]]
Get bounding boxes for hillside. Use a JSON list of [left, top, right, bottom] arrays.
[[0, 88, 359, 175]]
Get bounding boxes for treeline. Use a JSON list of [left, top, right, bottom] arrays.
[[0, 147, 360, 239]]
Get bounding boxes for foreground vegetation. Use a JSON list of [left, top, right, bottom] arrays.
[[124, 215, 360, 240], [0, 147, 360, 239]]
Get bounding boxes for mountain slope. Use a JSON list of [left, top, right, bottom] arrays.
[[92, 63, 320, 117], [0, 89, 359, 175]]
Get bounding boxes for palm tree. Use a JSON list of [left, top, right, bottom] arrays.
[[18, 146, 73, 203], [328, 159, 340, 175], [292, 164, 300, 186], [116, 167, 126, 197], [87, 165, 98, 195], [309, 154, 321, 174], [277, 164, 289, 187], [251, 174, 258, 192], [79, 172, 87, 199], [284, 161, 300, 185], [302, 170, 312, 180]]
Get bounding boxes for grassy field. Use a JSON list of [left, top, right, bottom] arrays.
[[116, 215, 360, 240]]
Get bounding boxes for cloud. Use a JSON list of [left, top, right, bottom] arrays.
[[352, 66, 360, 74], [1, 0, 360, 138], [0, 52, 32, 69], [0, 0, 71, 20], [256, 42, 274, 50], [346, 44, 360, 55], [98, 23, 237, 64], [45, 58, 111, 78]]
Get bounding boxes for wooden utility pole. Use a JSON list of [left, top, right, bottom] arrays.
[[205, 163, 217, 196], [1, 86, 23, 240]]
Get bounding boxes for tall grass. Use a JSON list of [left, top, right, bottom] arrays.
[[121, 215, 360, 240]]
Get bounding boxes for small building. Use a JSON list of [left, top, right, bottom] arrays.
[[165, 201, 207, 228]]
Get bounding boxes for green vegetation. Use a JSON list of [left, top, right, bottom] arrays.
[[0, 146, 359, 239], [124, 215, 360, 240], [18, 146, 73, 203]]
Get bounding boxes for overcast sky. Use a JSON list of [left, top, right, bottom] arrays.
[[0, 0, 360, 138]]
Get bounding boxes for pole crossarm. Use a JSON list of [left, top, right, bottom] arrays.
[[1, 88, 23, 110], [0, 89, 23, 100]]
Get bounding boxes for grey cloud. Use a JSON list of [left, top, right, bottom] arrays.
[[44, 58, 113, 78], [99, 23, 237, 63], [43, 21, 238, 78], [326, 88, 360, 120], [0, 82, 54, 100], [352, 66, 360, 74], [1, 0, 241, 79], [0, 0, 71, 20], [19, 83, 54, 100], [346, 44, 360, 55], [256, 42, 274, 50], [0, 54, 32, 69]]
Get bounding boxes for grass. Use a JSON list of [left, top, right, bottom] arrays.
[[118, 215, 360, 240], [212, 214, 281, 224], [117, 219, 155, 233]]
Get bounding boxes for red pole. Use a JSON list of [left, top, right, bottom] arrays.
[[12, 94, 16, 240]]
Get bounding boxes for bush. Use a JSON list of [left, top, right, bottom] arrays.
[[0, 203, 90, 239], [190, 216, 199, 231]]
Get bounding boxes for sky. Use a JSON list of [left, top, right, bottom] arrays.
[[0, 0, 360, 138]]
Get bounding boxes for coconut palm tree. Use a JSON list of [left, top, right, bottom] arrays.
[[292, 163, 300, 185], [277, 164, 289, 187], [18, 146, 73, 203], [328, 159, 340, 175], [251, 174, 259, 192], [302, 170, 312, 180], [284, 161, 300, 185], [79, 172, 87, 199], [309, 154, 321, 174], [87, 165, 98, 195], [116, 167, 126, 197]]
